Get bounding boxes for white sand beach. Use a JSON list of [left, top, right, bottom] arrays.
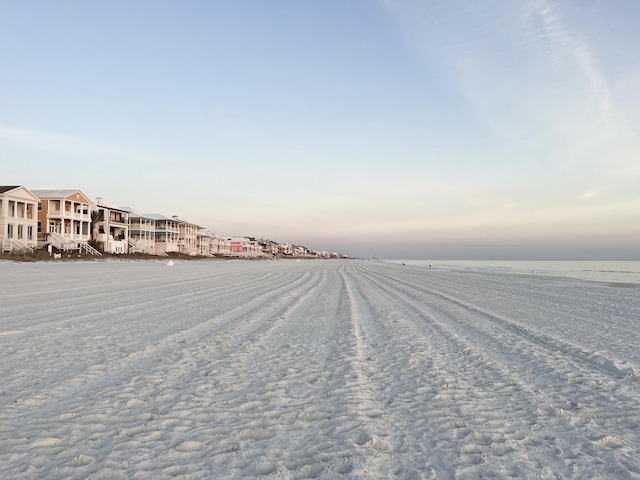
[[1, 259, 639, 479]]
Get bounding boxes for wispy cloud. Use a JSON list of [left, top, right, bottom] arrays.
[[523, 0, 612, 135], [382, 0, 640, 192], [580, 186, 604, 200], [0, 124, 140, 160]]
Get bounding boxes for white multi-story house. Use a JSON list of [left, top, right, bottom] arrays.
[[124, 207, 156, 255], [197, 230, 228, 257], [32, 189, 99, 254], [93, 198, 129, 254], [279, 243, 293, 256], [201, 233, 228, 256], [0, 186, 39, 253], [147, 214, 180, 254]]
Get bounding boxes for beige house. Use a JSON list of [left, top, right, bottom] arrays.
[[32, 189, 100, 254], [200, 233, 228, 256], [0, 186, 39, 253], [147, 214, 180, 254], [172, 215, 201, 256], [197, 231, 221, 257]]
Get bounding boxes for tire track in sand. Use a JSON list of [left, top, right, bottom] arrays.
[[350, 262, 640, 477]]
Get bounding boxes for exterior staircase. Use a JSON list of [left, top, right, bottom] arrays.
[[47, 232, 75, 251], [47, 233, 102, 256], [129, 239, 160, 256], [0, 234, 34, 254], [80, 242, 102, 256]]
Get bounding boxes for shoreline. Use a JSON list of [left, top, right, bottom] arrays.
[[386, 258, 640, 286]]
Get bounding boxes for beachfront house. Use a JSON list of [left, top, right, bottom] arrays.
[[93, 198, 129, 254], [147, 214, 180, 255], [32, 189, 100, 254], [227, 237, 244, 255], [125, 208, 157, 255], [259, 239, 280, 256], [246, 237, 262, 256], [199, 233, 228, 256], [293, 245, 310, 257], [172, 215, 201, 256], [279, 243, 293, 256], [197, 231, 226, 257], [0, 185, 39, 254], [197, 231, 212, 257], [226, 237, 263, 256]]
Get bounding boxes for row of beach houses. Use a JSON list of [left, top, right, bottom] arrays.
[[0, 185, 342, 259]]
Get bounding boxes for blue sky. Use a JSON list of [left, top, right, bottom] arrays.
[[1, 0, 639, 259]]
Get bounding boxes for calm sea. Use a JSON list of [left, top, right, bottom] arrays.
[[385, 260, 640, 285]]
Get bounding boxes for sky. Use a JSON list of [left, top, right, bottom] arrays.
[[1, 0, 639, 259]]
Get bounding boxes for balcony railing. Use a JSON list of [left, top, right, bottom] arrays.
[[47, 209, 90, 219]]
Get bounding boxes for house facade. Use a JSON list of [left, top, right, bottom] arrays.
[[226, 236, 263, 256], [94, 198, 129, 254], [125, 208, 156, 255], [32, 189, 94, 252], [147, 214, 180, 254], [4, 184, 344, 259], [173, 216, 201, 256], [258, 239, 279, 256], [197, 231, 225, 257], [0, 186, 39, 253]]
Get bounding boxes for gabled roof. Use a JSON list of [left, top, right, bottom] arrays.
[[31, 189, 90, 203], [0, 186, 40, 201]]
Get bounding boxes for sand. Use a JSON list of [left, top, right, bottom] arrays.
[[1, 259, 639, 479]]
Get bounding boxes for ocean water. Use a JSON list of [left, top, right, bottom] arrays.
[[386, 260, 640, 285]]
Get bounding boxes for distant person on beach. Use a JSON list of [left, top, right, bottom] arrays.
[[429, 262, 432, 268]]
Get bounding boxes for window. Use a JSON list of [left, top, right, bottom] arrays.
[[17, 225, 23, 239], [28, 226, 33, 240], [38, 221, 42, 233], [38, 202, 42, 211], [7, 224, 14, 238]]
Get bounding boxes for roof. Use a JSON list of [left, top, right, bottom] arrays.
[[94, 197, 128, 212], [31, 189, 87, 200], [144, 213, 177, 222], [122, 207, 155, 220], [0, 186, 41, 201]]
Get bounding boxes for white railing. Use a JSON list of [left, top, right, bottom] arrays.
[[0, 235, 34, 254], [128, 239, 157, 256], [47, 209, 90, 220], [46, 233, 100, 255], [80, 242, 102, 256]]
